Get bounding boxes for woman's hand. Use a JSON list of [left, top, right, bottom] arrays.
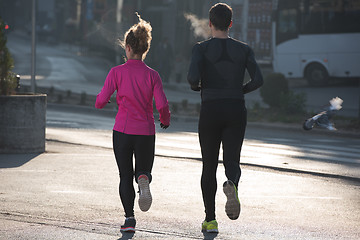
[[160, 123, 169, 129]]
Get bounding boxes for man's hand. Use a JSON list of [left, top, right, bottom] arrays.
[[191, 85, 201, 91], [160, 123, 169, 129]]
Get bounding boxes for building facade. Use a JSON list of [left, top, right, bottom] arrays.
[[1, 0, 274, 82]]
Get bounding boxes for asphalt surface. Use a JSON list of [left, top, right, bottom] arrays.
[[1, 106, 360, 239], [2, 30, 360, 239], [1, 126, 359, 240]]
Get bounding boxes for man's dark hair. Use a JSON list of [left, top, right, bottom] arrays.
[[209, 3, 232, 31]]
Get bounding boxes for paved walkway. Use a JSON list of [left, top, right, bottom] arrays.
[[1, 125, 360, 239]]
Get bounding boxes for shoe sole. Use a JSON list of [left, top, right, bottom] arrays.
[[223, 180, 240, 220], [206, 228, 219, 233], [202, 223, 219, 233], [138, 175, 152, 212], [120, 227, 135, 233]]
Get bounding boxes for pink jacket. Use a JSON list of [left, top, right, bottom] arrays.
[[95, 59, 170, 135]]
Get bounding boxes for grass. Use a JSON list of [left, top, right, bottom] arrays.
[[330, 115, 360, 131], [248, 107, 305, 124]]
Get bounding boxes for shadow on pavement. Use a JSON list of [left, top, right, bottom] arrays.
[[0, 153, 40, 168], [117, 232, 135, 239], [203, 232, 218, 239]]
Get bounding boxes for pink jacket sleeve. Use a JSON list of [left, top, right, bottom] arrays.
[[95, 69, 116, 109], [153, 73, 171, 126]]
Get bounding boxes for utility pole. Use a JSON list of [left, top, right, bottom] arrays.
[[31, 0, 37, 93], [242, 0, 249, 42], [116, 0, 123, 65], [358, 81, 360, 120]]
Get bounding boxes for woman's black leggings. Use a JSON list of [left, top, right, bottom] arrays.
[[113, 130, 155, 218], [199, 99, 247, 222]]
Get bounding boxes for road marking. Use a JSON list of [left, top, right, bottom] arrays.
[[156, 139, 200, 150], [47, 120, 77, 126], [245, 195, 342, 200], [162, 133, 198, 139], [47, 57, 87, 82], [18, 75, 45, 80], [312, 139, 343, 143], [243, 145, 301, 158], [156, 133, 360, 164], [155, 148, 201, 159], [263, 138, 297, 143], [301, 144, 360, 154], [50, 190, 88, 194]]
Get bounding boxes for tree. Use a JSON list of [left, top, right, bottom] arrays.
[[0, 17, 17, 95]]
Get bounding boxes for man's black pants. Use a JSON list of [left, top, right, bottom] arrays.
[[199, 99, 247, 221]]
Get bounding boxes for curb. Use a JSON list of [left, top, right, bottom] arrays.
[[44, 137, 360, 183], [155, 154, 360, 183], [247, 122, 360, 139], [240, 162, 360, 183]]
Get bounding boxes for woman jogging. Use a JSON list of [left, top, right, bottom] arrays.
[[187, 3, 263, 233], [95, 13, 170, 233]]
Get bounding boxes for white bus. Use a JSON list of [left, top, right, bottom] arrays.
[[272, 0, 360, 86]]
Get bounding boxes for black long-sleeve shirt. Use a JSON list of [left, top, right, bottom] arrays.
[[187, 37, 263, 102]]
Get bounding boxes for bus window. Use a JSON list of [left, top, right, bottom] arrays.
[[300, 0, 360, 34], [276, 8, 298, 44]]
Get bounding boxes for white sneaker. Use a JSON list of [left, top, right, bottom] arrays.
[[138, 175, 152, 212]]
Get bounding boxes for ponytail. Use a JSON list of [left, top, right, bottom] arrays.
[[120, 13, 152, 60]]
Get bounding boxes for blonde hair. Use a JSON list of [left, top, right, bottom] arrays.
[[120, 13, 152, 60]]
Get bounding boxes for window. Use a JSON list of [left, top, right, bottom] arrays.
[[300, 0, 360, 34], [276, 8, 299, 44]]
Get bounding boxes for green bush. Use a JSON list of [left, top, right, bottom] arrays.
[[80, 92, 87, 105], [49, 86, 55, 95], [279, 91, 307, 114], [171, 103, 178, 113], [196, 103, 201, 113], [260, 73, 289, 108], [260, 72, 306, 114], [181, 99, 188, 110], [0, 72, 17, 95]]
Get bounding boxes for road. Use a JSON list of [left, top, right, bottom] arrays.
[[1, 107, 360, 239], [3, 27, 360, 237], [46, 105, 360, 179], [7, 31, 112, 95], [7, 30, 360, 117]]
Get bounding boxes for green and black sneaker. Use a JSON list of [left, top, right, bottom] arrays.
[[201, 220, 219, 233], [223, 180, 241, 220]]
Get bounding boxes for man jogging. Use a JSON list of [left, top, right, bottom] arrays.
[[187, 3, 263, 233]]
